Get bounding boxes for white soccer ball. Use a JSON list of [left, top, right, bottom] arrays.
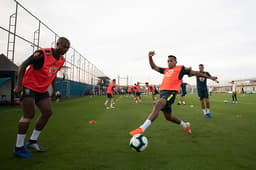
[[129, 134, 148, 152], [224, 99, 228, 103]]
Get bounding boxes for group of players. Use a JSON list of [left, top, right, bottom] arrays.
[[13, 37, 219, 158]]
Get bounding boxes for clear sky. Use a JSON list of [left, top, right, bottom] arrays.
[[1, 0, 256, 86]]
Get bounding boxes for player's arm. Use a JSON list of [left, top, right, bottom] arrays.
[[148, 51, 161, 73], [14, 51, 44, 94], [190, 70, 218, 81], [51, 78, 56, 99]]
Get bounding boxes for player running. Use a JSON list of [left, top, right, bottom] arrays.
[[145, 82, 157, 104], [133, 82, 142, 103], [104, 79, 116, 109], [196, 64, 219, 118], [129, 51, 218, 136], [13, 37, 70, 158]]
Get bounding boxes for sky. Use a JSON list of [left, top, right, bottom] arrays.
[[1, 0, 256, 86]]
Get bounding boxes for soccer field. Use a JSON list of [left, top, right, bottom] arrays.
[[1, 93, 256, 170]]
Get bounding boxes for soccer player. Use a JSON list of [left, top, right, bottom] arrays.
[[177, 81, 188, 105], [13, 37, 70, 158], [133, 82, 142, 103], [145, 82, 157, 104], [196, 64, 219, 118], [129, 51, 218, 136], [231, 80, 237, 104], [104, 79, 116, 109], [127, 86, 132, 96]]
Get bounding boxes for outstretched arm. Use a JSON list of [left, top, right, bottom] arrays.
[[190, 70, 219, 82], [148, 51, 161, 72]]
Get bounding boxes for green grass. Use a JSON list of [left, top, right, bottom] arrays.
[[1, 93, 256, 170]]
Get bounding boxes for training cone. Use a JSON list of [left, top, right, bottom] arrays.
[[89, 120, 97, 124], [236, 115, 242, 118]]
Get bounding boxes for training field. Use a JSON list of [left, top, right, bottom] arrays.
[[1, 93, 256, 170]]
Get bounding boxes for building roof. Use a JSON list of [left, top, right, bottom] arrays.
[[0, 54, 18, 71]]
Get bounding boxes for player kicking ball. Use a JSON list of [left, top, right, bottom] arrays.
[[130, 51, 218, 136]]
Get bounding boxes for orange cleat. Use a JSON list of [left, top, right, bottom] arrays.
[[129, 128, 144, 136], [184, 122, 192, 134]]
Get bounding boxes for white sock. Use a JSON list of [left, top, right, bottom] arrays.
[[180, 120, 187, 128], [202, 109, 207, 115], [206, 108, 210, 113], [16, 134, 26, 147], [139, 119, 152, 132], [30, 129, 41, 141]]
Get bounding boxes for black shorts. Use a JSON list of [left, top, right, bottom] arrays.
[[160, 90, 177, 113], [107, 93, 113, 98], [153, 90, 159, 95], [20, 87, 49, 103], [197, 88, 209, 100], [181, 90, 187, 97], [135, 92, 141, 96], [56, 94, 61, 99]]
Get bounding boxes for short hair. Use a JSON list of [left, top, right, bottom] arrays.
[[57, 37, 70, 45], [168, 55, 176, 60], [112, 79, 116, 81], [199, 64, 204, 66]]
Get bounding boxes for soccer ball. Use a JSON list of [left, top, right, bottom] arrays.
[[129, 134, 148, 152]]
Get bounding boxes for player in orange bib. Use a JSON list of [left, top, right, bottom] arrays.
[[104, 79, 116, 109], [145, 82, 157, 104], [133, 82, 142, 103], [127, 86, 132, 96], [130, 51, 218, 136], [13, 37, 70, 158]]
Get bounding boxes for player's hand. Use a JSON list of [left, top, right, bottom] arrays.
[[211, 76, 218, 81], [148, 51, 155, 57], [215, 80, 220, 83], [13, 86, 22, 95]]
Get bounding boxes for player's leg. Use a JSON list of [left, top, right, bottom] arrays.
[[110, 96, 115, 108], [129, 98, 167, 136], [198, 88, 206, 116], [234, 92, 237, 103], [26, 97, 52, 152], [14, 95, 35, 158], [163, 112, 191, 134], [204, 88, 212, 118], [104, 94, 109, 106]]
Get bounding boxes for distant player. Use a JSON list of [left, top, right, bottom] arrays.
[[177, 81, 188, 105], [133, 82, 142, 103], [231, 80, 237, 104], [127, 86, 132, 96], [104, 79, 116, 109], [145, 82, 157, 104], [196, 64, 219, 118], [129, 51, 218, 136], [13, 37, 70, 158]]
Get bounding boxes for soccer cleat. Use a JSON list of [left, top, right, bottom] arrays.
[[204, 113, 212, 118], [184, 122, 192, 134], [110, 106, 115, 109], [13, 146, 33, 158], [26, 140, 45, 152], [129, 128, 144, 136]]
